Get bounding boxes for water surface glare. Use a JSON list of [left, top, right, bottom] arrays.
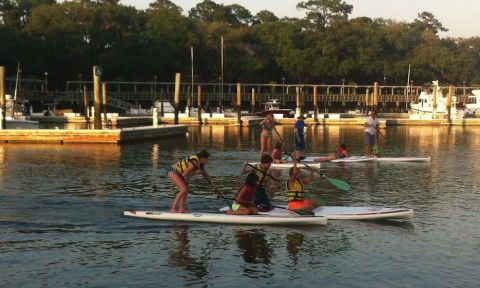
[[1, 126, 479, 287]]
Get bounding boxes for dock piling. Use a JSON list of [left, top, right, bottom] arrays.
[[313, 85, 318, 122], [0, 66, 5, 129], [93, 66, 102, 129], [174, 73, 180, 125], [236, 83, 241, 125], [102, 82, 108, 126], [197, 85, 202, 125]]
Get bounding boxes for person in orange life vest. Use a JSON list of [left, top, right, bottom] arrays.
[[271, 142, 286, 164], [242, 154, 275, 211], [313, 144, 350, 162], [167, 150, 212, 213], [286, 160, 319, 211], [227, 173, 259, 215]]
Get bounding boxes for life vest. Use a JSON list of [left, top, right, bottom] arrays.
[[335, 146, 346, 159], [175, 154, 201, 175], [254, 164, 269, 187], [286, 178, 304, 201]]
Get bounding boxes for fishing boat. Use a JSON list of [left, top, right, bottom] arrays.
[[409, 80, 458, 119], [464, 90, 480, 117], [255, 99, 292, 117], [124, 210, 327, 225]]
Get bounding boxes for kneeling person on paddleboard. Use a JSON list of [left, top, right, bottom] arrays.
[[167, 150, 212, 213], [287, 161, 319, 212], [242, 154, 275, 212], [227, 173, 259, 215]]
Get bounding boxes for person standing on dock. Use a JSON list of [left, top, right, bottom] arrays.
[[364, 110, 380, 157], [167, 150, 212, 213], [259, 114, 275, 156], [294, 115, 309, 159]]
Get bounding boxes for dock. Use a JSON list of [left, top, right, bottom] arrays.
[[0, 125, 188, 144]]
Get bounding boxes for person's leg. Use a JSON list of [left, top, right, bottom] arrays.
[[168, 172, 188, 213], [255, 187, 272, 211], [260, 135, 265, 156]]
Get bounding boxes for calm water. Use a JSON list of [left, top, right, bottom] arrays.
[[1, 125, 480, 287]]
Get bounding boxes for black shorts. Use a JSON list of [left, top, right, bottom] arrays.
[[254, 187, 271, 208]]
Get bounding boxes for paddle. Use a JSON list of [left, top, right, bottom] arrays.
[[246, 163, 282, 183], [285, 151, 351, 191], [216, 193, 314, 216], [377, 131, 401, 156]]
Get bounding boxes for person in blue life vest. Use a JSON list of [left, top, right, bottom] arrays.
[[227, 173, 259, 215], [241, 154, 276, 212], [167, 150, 212, 213], [364, 110, 381, 157], [294, 115, 310, 159]]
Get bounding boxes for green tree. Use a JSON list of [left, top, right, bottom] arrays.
[[296, 0, 352, 30], [415, 11, 448, 35], [253, 10, 278, 25]]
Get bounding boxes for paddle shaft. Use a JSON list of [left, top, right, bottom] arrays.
[[216, 194, 313, 215], [246, 163, 282, 183]]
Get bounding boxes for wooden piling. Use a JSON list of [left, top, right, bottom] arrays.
[[174, 73, 180, 125], [93, 66, 102, 129], [236, 83, 241, 125], [313, 85, 318, 122], [296, 86, 301, 115], [373, 82, 379, 111], [251, 88, 256, 114], [197, 85, 202, 124], [365, 89, 369, 114], [186, 85, 191, 116], [83, 85, 89, 121], [447, 85, 454, 122], [0, 66, 5, 129], [102, 82, 108, 126]]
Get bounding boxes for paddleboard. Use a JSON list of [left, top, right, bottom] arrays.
[[376, 157, 431, 162], [248, 162, 321, 169], [124, 210, 327, 225], [330, 156, 376, 163], [219, 206, 414, 220], [255, 109, 291, 116]]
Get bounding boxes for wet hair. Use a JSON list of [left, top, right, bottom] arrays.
[[274, 143, 282, 149], [339, 143, 346, 149], [245, 173, 258, 186], [197, 149, 210, 159], [260, 153, 273, 164]]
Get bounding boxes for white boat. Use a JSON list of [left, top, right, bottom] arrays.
[[3, 95, 39, 129], [154, 100, 175, 113], [6, 117, 39, 129], [124, 210, 327, 225], [248, 162, 321, 169], [464, 90, 480, 116], [255, 99, 292, 118], [409, 80, 457, 119]]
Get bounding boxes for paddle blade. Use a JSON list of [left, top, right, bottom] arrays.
[[324, 176, 351, 191]]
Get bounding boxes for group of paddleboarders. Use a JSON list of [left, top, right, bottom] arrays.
[[166, 110, 381, 214]]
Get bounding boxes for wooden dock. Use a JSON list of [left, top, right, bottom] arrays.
[[0, 125, 188, 144]]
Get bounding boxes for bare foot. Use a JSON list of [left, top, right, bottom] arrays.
[[178, 208, 190, 213], [170, 208, 178, 213]]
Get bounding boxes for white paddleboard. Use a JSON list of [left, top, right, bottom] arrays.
[[124, 210, 327, 225], [248, 162, 321, 169], [219, 206, 414, 220], [330, 156, 376, 163], [265, 206, 414, 220], [376, 157, 431, 162]]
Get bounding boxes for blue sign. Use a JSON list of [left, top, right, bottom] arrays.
[[95, 67, 103, 76]]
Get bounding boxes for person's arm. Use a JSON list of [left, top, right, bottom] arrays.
[[343, 150, 350, 157], [364, 117, 371, 128], [303, 167, 315, 185], [241, 161, 251, 174]]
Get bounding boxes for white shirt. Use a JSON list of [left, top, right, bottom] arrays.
[[365, 116, 380, 135]]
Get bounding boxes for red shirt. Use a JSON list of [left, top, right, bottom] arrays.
[[272, 148, 282, 160]]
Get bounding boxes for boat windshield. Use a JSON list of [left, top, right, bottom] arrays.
[[467, 97, 477, 104]]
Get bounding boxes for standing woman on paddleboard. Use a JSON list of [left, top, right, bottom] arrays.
[[364, 110, 380, 157], [168, 150, 212, 213], [259, 114, 275, 156], [294, 115, 309, 159]]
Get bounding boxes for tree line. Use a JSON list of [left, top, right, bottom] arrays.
[[1, 0, 479, 89]]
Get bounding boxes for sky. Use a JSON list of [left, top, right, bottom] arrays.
[[120, 0, 479, 38]]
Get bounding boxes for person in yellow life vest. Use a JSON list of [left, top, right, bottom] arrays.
[[241, 154, 275, 212], [167, 150, 212, 213], [286, 161, 319, 212]]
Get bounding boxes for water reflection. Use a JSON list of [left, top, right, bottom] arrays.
[[168, 225, 208, 281], [286, 232, 304, 266]]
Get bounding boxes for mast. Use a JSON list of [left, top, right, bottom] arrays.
[[406, 64, 411, 111], [13, 62, 21, 118]]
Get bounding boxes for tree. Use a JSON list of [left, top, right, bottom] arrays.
[[415, 11, 448, 35], [296, 0, 352, 30], [253, 10, 278, 25], [0, 0, 56, 28], [148, 0, 182, 13]]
